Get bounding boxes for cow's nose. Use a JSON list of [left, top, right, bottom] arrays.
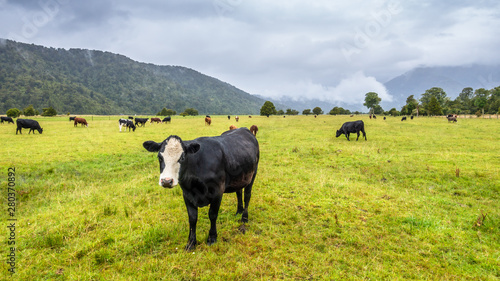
[[161, 178, 174, 188]]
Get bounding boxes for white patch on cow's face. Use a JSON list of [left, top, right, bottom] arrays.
[[158, 138, 184, 187]]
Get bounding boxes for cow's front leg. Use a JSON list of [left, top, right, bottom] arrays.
[[346, 133, 350, 141], [235, 190, 244, 214], [183, 197, 198, 251], [207, 196, 222, 246]]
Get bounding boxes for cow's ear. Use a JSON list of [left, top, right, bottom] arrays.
[[185, 143, 200, 154], [143, 141, 162, 152]]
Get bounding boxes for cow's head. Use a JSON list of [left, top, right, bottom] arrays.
[[38, 128, 43, 134], [143, 136, 200, 188], [335, 130, 342, 138]]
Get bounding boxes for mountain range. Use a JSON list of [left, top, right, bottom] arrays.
[[1, 39, 499, 115]]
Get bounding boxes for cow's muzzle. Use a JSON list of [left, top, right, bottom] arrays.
[[161, 178, 174, 188]]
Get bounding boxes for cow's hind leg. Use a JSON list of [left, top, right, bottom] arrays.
[[241, 171, 257, 223], [356, 131, 360, 141], [207, 196, 222, 246]]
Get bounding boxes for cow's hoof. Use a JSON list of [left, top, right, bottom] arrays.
[[207, 236, 217, 246], [185, 241, 197, 251], [241, 216, 248, 223], [235, 208, 244, 215]]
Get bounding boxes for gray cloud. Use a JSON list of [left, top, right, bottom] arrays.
[[1, 0, 500, 110]]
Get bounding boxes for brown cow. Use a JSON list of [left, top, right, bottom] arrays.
[[74, 117, 88, 127], [250, 125, 258, 136], [229, 125, 238, 130], [235, 116, 239, 122], [150, 117, 162, 124], [205, 117, 212, 126]]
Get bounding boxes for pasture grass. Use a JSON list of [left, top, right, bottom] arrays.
[[1, 115, 499, 280]]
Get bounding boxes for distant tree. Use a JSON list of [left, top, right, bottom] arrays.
[[373, 105, 384, 114], [260, 101, 277, 116], [41, 106, 57, 117], [285, 108, 299, 115], [421, 87, 448, 111], [23, 105, 37, 116], [166, 109, 176, 116], [6, 108, 21, 118], [363, 92, 381, 114], [473, 88, 489, 117], [302, 109, 312, 115], [405, 95, 418, 115], [158, 108, 168, 116], [427, 96, 443, 116], [277, 109, 285, 115], [387, 108, 399, 116], [184, 108, 198, 116], [312, 107, 323, 115]]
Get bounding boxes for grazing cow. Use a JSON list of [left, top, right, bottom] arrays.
[[128, 116, 134, 120], [205, 117, 212, 126], [135, 118, 148, 127], [335, 120, 367, 141], [383, 116, 386, 120], [162, 116, 171, 123], [69, 116, 76, 121], [401, 116, 407, 121], [373, 115, 377, 119], [229, 125, 238, 130], [447, 116, 457, 122], [16, 119, 43, 134], [150, 117, 162, 124], [1, 116, 14, 124], [142, 128, 259, 250], [228, 115, 231, 120], [250, 125, 258, 136], [249, 116, 252, 118], [350, 115, 354, 117], [235, 116, 239, 122], [411, 116, 414, 120], [74, 117, 88, 127], [119, 119, 136, 132]]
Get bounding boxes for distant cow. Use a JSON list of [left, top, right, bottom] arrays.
[[162, 116, 171, 123], [128, 116, 134, 120], [1, 116, 14, 124], [383, 116, 386, 120], [16, 119, 43, 134], [235, 116, 239, 122], [119, 118, 136, 132], [142, 128, 259, 250], [135, 118, 148, 127], [229, 125, 238, 130], [69, 116, 76, 121], [227, 115, 231, 120], [373, 115, 377, 119], [447, 116, 457, 122], [250, 125, 258, 136], [205, 117, 212, 126], [151, 118, 162, 124], [401, 116, 407, 121], [411, 116, 414, 120], [74, 117, 88, 127], [336, 120, 366, 141]]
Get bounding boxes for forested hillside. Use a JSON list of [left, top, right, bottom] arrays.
[[0, 39, 264, 115]]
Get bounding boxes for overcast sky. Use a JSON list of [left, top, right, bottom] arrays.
[[1, 0, 500, 108]]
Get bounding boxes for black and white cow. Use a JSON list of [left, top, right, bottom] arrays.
[[335, 120, 367, 141], [162, 116, 171, 123], [16, 119, 43, 134], [134, 118, 148, 127], [143, 127, 260, 250], [1, 116, 14, 124], [119, 119, 136, 132]]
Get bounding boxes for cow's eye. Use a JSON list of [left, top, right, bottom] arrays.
[[178, 153, 185, 162]]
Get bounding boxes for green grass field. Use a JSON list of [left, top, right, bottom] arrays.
[[1, 115, 499, 280]]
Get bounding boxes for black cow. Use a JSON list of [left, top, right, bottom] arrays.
[[162, 116, 171, 123], [134, 118, 148, 127], [128, 116, 134, 120], [119, 119, 136, 132], [1, 116, 14, 124], [411, 116, 414, 120], [69, 116, 76, 121], [143, 127, 260, 250], [383, 116, 386, 120], [401, 116, 407, 121], [16, 119, 43, 134], [227, 115, 231, 120], [335, 120, 367, 141]]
